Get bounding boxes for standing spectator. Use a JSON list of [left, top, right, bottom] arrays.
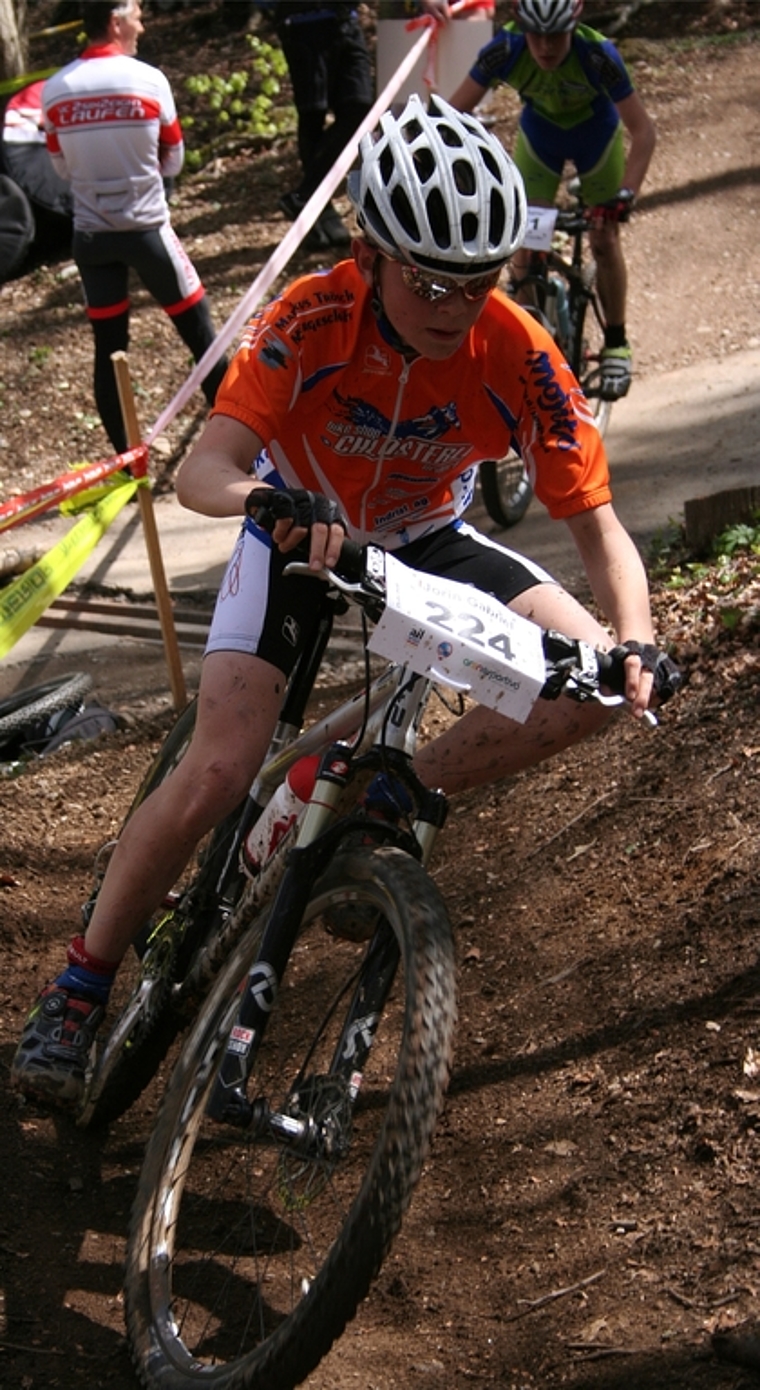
[[273, 2, 373, 250], [449, 0, 656, 400], [42, 0, 227, 456]]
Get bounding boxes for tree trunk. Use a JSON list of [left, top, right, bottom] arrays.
[[0, 0, 27, 84]]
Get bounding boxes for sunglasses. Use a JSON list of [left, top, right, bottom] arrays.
[[389, 258, 503, 304]]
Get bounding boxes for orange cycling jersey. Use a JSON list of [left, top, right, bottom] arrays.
[[213, 258, 611, 547]]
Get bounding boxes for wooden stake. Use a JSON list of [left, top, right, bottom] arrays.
[[111, 351, 187, 710]]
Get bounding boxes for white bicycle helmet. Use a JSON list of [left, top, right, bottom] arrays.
[[347, 94, 527, 277], [514, 0, 583, 32]]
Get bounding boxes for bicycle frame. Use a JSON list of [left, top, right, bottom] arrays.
[[170, 567, 449, 1039], [511, 201, 611, 414], [202, 560, 454, 1128], [200, 549, 633, 1132]]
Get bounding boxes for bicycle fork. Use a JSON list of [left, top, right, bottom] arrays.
[[203, 758, 436, 1139]]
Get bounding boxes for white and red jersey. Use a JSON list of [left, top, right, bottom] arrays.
[[3, 80, 47, 145], [42, 43, 184, 232]]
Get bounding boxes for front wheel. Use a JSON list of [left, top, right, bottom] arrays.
[[126, 845, 457, 1390], [479, 453, 533, 529], [568, 282, 612, 438]]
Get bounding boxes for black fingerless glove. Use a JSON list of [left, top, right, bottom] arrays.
[[610, 641, 683, 703], [245, 486, 346, 532]]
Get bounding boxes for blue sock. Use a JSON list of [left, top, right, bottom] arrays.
[[55, 962, 114, 1005]]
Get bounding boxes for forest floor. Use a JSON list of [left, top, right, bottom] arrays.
[[1, 5, 760, 1388]]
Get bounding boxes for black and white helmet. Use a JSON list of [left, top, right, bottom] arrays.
[[347, 94, 527, 277], [514, 0, 582, 32]]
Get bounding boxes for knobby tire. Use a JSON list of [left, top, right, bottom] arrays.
[[479, 454, 534, 530], [0, 672, 93, 748], [125, 844, 457, 1390]]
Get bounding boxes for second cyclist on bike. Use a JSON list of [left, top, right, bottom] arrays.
[[450, 0, 656, 400]]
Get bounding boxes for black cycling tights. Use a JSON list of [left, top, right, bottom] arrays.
[[92, 297, 227, 455], [296, 101, 371, 201]]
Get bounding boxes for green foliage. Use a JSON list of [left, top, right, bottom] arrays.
[[183, 33, 295, 170], [714, 517, 760, 557], [648, 513, 760, 585], [28, 345, 52, 366], [650, 512, 760, 636]]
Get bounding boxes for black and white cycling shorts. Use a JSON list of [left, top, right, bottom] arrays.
[[205, 518, 554, 676]]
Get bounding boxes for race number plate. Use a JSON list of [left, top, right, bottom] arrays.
[[368, 553, 546, 724], [522, 206, 558, 252]]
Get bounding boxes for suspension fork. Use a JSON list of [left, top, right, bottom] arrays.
[[205, 734, 446, 1133], [204, 743, 352, 1127]]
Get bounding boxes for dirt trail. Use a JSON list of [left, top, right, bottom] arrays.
[[1, 18, 760, 1390]]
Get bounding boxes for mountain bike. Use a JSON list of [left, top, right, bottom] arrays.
[[480, 195, 613, 530], [86, 528, 668, 1390]]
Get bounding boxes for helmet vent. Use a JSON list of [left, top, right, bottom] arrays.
[[481, 146, 502, 181], [390, 185, 421, 243], [364, 190, 396, 249], [461, 211, 478, 243], [414, 147, 436, 184], [379, 145, 395, 187], [453, 159, 476, 197], [489, 189, 507, 246], [402, 116, 423, 143], [439, 122, 464, 149], [426, 187, 452, 250]]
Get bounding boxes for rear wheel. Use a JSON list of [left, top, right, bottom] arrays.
[[479, 454, 533, 529], [79, 701, 247, 1129], [125, 845, 457, 1390]]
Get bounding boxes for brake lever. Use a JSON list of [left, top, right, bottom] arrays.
[[282, 560, 363, 593]]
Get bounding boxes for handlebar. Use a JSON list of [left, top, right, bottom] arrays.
[[279, 542, 682, 713], [554, 196, 633, 236]]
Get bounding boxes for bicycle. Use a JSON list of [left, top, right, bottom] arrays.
[[479, 192, 614, 531], [76, 523, 673, 1389]]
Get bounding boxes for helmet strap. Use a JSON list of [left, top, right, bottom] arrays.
[[370, 255, 419, 360]]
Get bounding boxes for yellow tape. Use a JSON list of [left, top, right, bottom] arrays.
[[0, 67, 58, 97], [59, 464, 132, 516], [0, 479, 137, 659]]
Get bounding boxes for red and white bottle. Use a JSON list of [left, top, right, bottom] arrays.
[[242, 755, 319, 879]]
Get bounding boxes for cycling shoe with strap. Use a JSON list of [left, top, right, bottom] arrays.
[[599, 346, 633, 401], [11, 983, 105, 1108]]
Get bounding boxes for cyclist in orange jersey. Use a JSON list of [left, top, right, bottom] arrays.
[[12, 95, 676, 1110]]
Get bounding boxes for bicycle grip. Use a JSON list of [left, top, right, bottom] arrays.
[[604, 644, 683, 703], [248, 488, 366, 584], [335, 536, 365, 583], [595, 647, 627, 695]]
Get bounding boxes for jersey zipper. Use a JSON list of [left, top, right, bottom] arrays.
[[359, 356, 413, 535]]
